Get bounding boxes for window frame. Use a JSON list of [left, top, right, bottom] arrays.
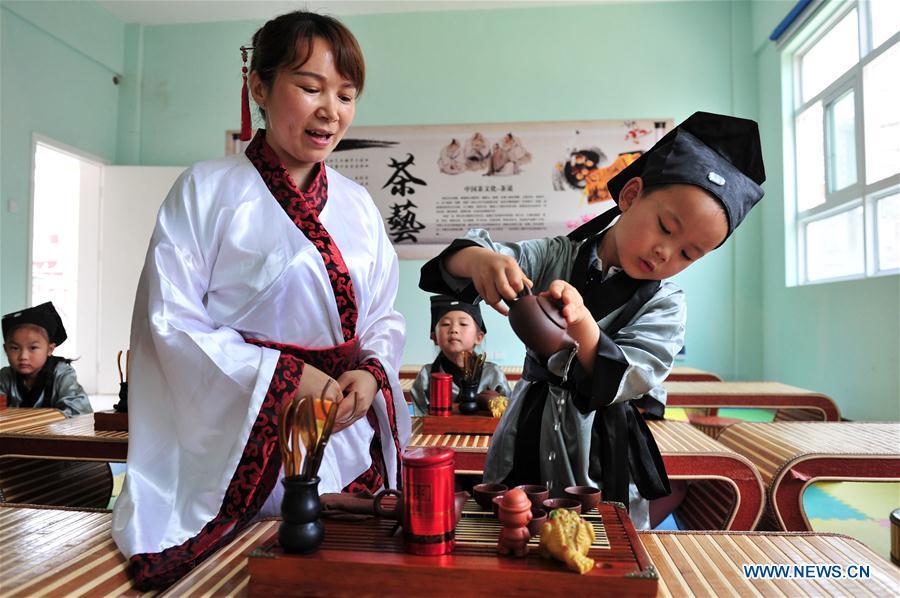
[[787, 0, 900, 285]]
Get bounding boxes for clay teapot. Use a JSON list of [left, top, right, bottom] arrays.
[[506, 287, 576, 358]]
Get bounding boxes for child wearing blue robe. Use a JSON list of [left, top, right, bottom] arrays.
[[420, 112, 766, 528], [1, 302, 90, 417]]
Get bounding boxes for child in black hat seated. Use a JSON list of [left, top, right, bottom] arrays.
[[1, 301, 91, 417], [420, 112, 766, 529], [409, 295, 512, 416]]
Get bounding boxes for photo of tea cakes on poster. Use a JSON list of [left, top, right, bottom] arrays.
[[326, 119, 672, 259]]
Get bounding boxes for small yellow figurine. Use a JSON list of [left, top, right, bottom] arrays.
[[538, 508, 596, 574], [488, 395, 508, 418]]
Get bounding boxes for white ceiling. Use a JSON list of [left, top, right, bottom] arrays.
[[96, 1, 622, 26]]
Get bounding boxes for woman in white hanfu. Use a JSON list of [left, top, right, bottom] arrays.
[[112, 12, 409, 590]]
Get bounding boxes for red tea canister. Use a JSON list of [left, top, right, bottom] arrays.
[[401, 447, 455, 555], [429, 372, 452, 416]]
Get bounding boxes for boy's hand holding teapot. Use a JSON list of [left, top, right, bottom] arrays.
[[444, 247, 531, 315]]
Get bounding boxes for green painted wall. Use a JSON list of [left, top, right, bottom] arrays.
[[123, 1, 756, 379], [8, 2, 889, 422], [0, 1, 124, 312], [751, 0, 899, 421]]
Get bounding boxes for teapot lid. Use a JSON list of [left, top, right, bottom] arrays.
[[536, 296, 567, 330]]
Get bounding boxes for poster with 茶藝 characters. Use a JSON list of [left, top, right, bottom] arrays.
[[325, 119, 672, 259]]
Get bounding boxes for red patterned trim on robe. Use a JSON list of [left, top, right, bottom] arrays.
[[244, 129, 358, 342], [247, 336, 359, 380], [247, 338, 397, 495], [129, 353, 302, 591], [358, 358, 403, 490], [342, 410, 386, 494]]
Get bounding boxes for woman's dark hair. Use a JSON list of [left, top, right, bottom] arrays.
[[250, 11, 365, 119]]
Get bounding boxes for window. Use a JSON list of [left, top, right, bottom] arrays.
[[789, 0, 899, 283]]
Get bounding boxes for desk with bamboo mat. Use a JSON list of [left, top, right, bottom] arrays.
[[399, 365, 718, 383], [3, 504, 898, 597], [0, 407, 66, 432], [664, 382, 841, 426], [0, 408, 127, 462], [0, 409, 121, 508], [717, 422, 900, 531], [409, 418, 765, 531]]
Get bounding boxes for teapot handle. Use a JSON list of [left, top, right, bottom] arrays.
[[373, 489, 402, 519], [500, 284, 532, 309]]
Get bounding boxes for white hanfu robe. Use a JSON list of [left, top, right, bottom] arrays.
[[112, 130, 408, 588]]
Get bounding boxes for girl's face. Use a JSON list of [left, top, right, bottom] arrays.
[[4, 326, 55, 380], [433, 311, 484, 360], [250, 37, 357, 187], [608, 178, 728, 280]]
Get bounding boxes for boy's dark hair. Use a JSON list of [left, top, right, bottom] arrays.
[[250, 11, 365, 120]]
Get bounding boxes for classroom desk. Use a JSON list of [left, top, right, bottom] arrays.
[[664, 381, 841, 422], [0, 408, 127, 462], [717, 422, 900, 532], [398, 365, 718, 383], [409, 418, 765, 531], [0, 407, 66, 431], [664, 366, 722, 382], [3, 504, 897, 597]]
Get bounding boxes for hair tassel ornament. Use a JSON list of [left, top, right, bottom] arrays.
[[240, 45, 253, 141]]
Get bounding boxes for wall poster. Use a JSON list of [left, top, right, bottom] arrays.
[[333, 119, 672, 258]]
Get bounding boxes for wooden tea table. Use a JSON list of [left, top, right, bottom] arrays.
[[3, 504, 898, 597], [717, 422, 900, 531], [0, 408, 127, 462], [410, 418, 765, 531]]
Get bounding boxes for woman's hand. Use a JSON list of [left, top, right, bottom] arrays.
[[296, 363, 343, 405], [334, 369, 377, 432]]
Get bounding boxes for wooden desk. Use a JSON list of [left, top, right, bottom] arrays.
[[4, 505, 898, 597], [665, 366, 721, 382], [642, 529, 900, 597], [409, 418, 765, 531], [717, 422, 900, 531], [0, 408, 127, 462], [0, 407, 66, 432], [399, 365, 716, 383], [664, 381, 841, 422]]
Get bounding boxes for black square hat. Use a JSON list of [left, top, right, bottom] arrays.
[[608, 111, 766, 242], [430, 295, 486, 335], [2, 301, 67, 345]]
